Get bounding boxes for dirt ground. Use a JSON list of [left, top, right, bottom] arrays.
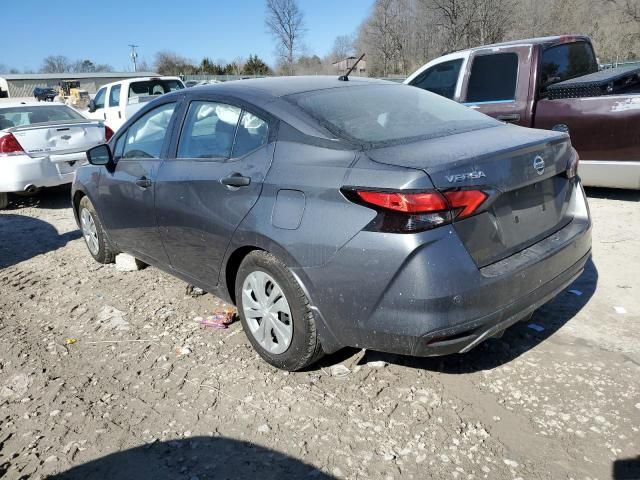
[[0, 186, 638, 480]]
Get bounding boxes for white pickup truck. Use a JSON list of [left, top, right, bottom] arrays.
[[86, 76, 185, 131]]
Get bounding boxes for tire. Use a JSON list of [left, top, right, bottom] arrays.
[[78, 196, 116, 264], [0, 192, 8, 210], [235, 251, 324, 371]]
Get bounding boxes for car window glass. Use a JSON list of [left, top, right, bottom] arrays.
[[410, 59, 463, 99], [466, 53, 519, 103], [122, 102, 176, 159], [127, 80, 184, 105], [113, 132, 126, 160], [109, 85, 121, 107], [0, 105, 84, 127], [94, 88, 106, 109], [177, 101, 241, 159], [540, 42, 598, 90], [232, 111, 269, 157]]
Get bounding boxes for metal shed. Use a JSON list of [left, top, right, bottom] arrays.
[[0, 72, 158, 98]]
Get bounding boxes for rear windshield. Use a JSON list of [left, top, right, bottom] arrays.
[[540, 42, 598, 90], [128, 80, 184, 104], [0, 105, 84, 128], [287, 84, 498, 145]]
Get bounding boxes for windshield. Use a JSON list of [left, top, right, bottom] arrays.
[[0, 105, 85, 127], [128, 79, 184, 104], [287, 84, 498, 145]]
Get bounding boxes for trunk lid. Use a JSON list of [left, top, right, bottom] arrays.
[[9, 119, 105, 156], [366, 124, 576, 267]]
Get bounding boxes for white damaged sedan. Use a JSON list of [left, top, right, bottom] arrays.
[[0, 103, 112, 208]]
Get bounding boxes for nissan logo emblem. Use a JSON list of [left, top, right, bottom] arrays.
[[533, 156, 545, 175]]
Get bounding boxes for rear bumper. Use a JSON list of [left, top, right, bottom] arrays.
[[299, 182, 592, 356], [0, 153, 83, 193], [579, 160, 640, 190]]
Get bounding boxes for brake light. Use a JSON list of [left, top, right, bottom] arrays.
[[566, 149, 579, 178], [444, 190, 488, 218], [104, 125, 114, 142], [0, 133, 24, 155], [345, 188, 488, 233], [356, 191, 448, 213]]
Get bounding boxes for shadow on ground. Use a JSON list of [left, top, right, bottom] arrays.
[[4, 185, 72, 211], [47, 437, 335, 480], [0, 214, 80, 269], [612, 456, 640, 480], [318, 257, 598, 374], [585, 186, 640, 202]]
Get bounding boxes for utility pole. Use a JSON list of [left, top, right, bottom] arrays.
[[128, 44, 139, 72]]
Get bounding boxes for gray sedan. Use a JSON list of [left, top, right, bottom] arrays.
[[72, 76, 591, 370]]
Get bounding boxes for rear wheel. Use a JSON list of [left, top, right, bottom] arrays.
[[235, 251, 323, 371], [0, 193, 8, 209], [78, 196, 116, 264]]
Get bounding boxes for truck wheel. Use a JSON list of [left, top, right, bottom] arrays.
[[235, 251, 324, 371], [78, 196, 116, 264], [0, 193, 8, 209]]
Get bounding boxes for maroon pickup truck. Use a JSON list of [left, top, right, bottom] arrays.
[[405, 35, 640, 189]]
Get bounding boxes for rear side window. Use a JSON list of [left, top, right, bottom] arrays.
[[108, 85, 121, 107], [94, 88, 106, 109], [466, 53, 518, 103], [177, 101, 241, 159], [410, 59, 463, 99], [122, 102, 176, 159], [232, 111, 269, 157], [540, 42, 598, 90]]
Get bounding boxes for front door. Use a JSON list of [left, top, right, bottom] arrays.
[[104, 84, 122, 129], [97, 101, 179, 265], [155, 99, 273, 287]]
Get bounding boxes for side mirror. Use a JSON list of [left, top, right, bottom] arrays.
[[88, 99, 96, 113], [87, 144, 113, 167]]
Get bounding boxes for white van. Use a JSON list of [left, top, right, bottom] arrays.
[[87, 76, 184, 131]]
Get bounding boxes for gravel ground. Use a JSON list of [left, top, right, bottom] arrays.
[[0, 186, 638, 480]]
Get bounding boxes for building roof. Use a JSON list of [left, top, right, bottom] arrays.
[[0, 72, 158, 81]]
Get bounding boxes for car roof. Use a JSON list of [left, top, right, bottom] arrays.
[[99, 76, 183, 89], [455, 35, 592, 54], [0, 102, 69, 109], [195, 75, 392, 99]]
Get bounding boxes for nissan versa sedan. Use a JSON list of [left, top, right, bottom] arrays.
[[72, 76, 591, 371]]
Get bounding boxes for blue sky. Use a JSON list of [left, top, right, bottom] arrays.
[[2, 0, 374, 72]]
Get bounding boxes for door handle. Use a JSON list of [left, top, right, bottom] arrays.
[[221, 173, 251, 188], [496, 113, 521, 123], [135, 176, 152, 188]]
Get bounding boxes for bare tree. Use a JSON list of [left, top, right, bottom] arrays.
[[40, 55, 71, 73], [265, 0, 305, 74], [330, 35, 355, 62]]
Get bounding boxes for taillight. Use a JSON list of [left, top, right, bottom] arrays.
[[566, 149, 579, 178], [345, 188, 488, 233], [104, 125, 114, 142], [0, 133, 25, 156]]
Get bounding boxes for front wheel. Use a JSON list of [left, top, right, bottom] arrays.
[[78, 196, 116, 264], [235, 251, 323, 371]]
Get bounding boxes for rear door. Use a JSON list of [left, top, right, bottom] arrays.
[[155, 97, 273, 287], [460, 46, 533, 126], [97, 100, 179, 264]]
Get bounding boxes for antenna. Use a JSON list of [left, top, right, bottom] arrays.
[[128, 44, 139, 72], [338, 53, 365, 81]]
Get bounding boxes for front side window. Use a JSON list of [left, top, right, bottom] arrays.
[[177, 101, 241, 159], [122, 103, 176, 159], [410, 59, 463, 100], [466, 53, 519, 103], [94, 88, 106, 109], [232, 111, 269, 157], [540, 42, 598, 90], [109, 85, 121, 107]]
